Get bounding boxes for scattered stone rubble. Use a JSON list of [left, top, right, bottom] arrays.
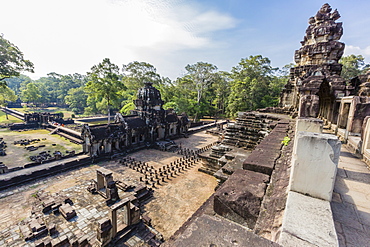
[[0, 137, 6, 156], [29, 150, 76, 163], [0, 167, 163, 247], [14, 138, 42, 146]]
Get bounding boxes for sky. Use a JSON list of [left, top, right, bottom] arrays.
[[1, 0, 370, 80]]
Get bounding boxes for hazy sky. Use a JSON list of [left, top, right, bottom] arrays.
[[1, 0, 370, 80]]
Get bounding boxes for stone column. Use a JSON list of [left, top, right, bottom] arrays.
[[110, 209, 117, 238], [294, 117, 323, 152], [295, 117, 323, 133], [97, 171, 104, 191], [289, 132, 341, 201]]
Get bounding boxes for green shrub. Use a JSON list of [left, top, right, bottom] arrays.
[[282, 136, 291, 146]]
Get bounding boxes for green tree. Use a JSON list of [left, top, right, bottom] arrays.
[[65, 87, 88, 114], [340, 54, 368, 81], [34, 73, 87, 105], [227, 55, 278, 117], [122, 61, 161, 91], [182, 62, 219, 121], [211, 71, 231, 117], [0, 34, 34, 85], [121, 61, 162, 109], [0, 86, 17, 119], [120, 102, 135, 115], [85, 58, 125, 123], [4, 74, 32, 95], [20, 82, 41, 106]]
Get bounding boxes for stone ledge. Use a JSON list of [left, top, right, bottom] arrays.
[[289, 132, 341, 201], [166, 214, 280, 247], [243, 121, 289, 175], [214, 169, 269, 228], [279, 191, 338, 247]]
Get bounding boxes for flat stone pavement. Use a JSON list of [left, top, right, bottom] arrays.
[[331, 145, 370, 247]]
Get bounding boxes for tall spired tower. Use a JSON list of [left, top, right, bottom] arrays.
[[280, 3, 348, 119]]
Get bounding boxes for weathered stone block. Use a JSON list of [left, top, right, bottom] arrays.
[[279, 191, 338, 247], [298, 95, 320, 118], [166, 214, 279, 247], [214, 169, 269, 228], [296, 117, 323, 133], [59, 203, 76, 221], [243, 148, 280, 175], [289, 132, 341, 201]]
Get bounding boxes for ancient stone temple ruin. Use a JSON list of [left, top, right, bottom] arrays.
[[81, 82, 190, 157], [280, 3, 370, 163], [199, 112, 279, 182], [280, 3, 347, 118]]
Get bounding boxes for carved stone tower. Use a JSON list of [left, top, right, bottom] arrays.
[[133, 82, 165, 142], [280, 3, 348, 118]]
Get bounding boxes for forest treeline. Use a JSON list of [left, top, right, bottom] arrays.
[[1, 34, 368, 120], [4, 54, 369, 120], [4, 56, 289, 120]]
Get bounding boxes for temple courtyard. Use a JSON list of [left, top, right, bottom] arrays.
[[0, 130, 219, 246]]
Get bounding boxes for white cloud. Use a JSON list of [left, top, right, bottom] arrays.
[[344, 45, 370, 58], [0, 0, 237, 79]]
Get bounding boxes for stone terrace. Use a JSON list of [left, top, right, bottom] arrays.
[[332, 146, 370, 246], [0, 130, 219, 246]]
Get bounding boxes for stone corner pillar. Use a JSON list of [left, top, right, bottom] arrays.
[[289, 132, 341, 201], [296, 117, 323, 133]]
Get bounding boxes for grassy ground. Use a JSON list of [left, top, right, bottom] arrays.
[[0, 111, 23, 124], [0, 129, 82, 168], [83, 120, 108, 125], [11, 107, 75, 118]]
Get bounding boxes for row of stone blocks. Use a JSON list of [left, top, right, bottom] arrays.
[[143, 143, 217, 188], [279, 117, 341, 246], [122, 143, 216, 189], [243, 121, 289, 175], [213, 120, 290, 229]]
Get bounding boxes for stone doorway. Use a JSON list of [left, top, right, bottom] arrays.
[[318, 79, 335, 121]]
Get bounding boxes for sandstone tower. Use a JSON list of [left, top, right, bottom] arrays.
[[280, 3, 348, 119]]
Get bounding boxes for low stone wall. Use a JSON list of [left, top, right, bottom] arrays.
[[243, 121, 289, 175], [279, 118, 340, 246], [187, 121, 226, 134], [214, 169, 270, 228], [0, 155, 91, 190], [279, 191, 338, 247]]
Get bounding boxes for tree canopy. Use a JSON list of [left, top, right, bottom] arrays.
[[0, 34, 34, 85], [85, 58, 125, 122], [340, 54, 369, 81]]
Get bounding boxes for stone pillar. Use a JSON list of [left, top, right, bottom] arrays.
[[295, 117, 323, 133], [96, 218, 113, 246], [361, 117, 370, 166], [361, 116, 370, 153], [97, 171, 104, 191], [294, 117, 323, 152], [105, 140, 112, 153], [110, 209, 117, 238], [289, 132, 341, 201]]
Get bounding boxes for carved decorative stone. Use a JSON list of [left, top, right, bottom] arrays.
[[280, 3, 347, 118]]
